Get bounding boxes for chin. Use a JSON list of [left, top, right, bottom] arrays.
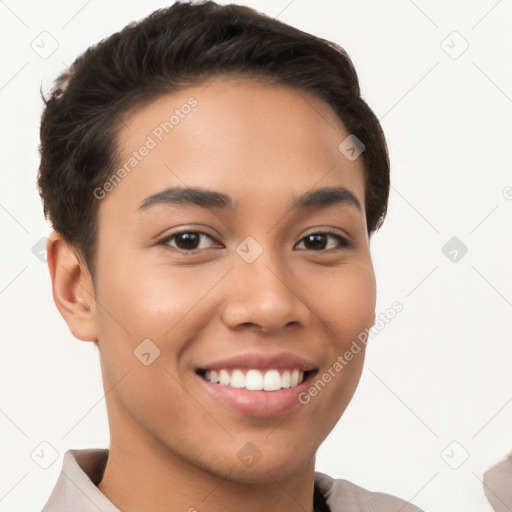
[[226, 448, 314, 485]]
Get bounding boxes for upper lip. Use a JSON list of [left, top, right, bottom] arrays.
[[196, 352, 319, 372]]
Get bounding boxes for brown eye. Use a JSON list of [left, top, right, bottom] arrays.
[[296, 232, 350, 251], [160, 231, 218, 252]]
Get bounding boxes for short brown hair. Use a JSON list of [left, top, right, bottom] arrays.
[[37, 0, 390, 280]]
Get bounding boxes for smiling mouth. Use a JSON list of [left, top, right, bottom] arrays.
[[195, 368, 317, 391]]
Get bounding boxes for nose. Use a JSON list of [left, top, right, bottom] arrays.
[[220, 252, 312, 334]]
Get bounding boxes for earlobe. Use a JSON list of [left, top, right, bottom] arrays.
[[46, 231, 98, 342]]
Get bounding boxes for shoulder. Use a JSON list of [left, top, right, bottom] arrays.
[[315, 471, 425, 512], [41, 449, 117, 512]]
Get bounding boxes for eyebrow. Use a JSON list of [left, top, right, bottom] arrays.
[[137, 185, 362, 213]]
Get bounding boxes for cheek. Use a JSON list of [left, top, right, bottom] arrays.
[[94, 259, 221, 342], [302, 261, 375, 417], [309, 260, 376, 345], [93, 264, 200, 429], [340, 271, 376, 341]]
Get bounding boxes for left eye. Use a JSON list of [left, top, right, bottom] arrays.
[[159, 231, 350, 252], [296, 232, 350, 251]]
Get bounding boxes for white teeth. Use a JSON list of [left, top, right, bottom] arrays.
[[245, 369, 263, 390], [219, 369, 230, 386], [230, 369, 245, 388], [263, 369, 281, 391], [281, 370, 291, 388], [202, 368, 307, 391]]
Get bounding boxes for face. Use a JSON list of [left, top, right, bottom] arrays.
[[89, 76, 376, 483]]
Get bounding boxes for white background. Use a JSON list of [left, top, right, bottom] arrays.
[[1, 1, 511, 510]]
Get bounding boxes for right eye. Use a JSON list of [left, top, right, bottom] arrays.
[[158, 230, 220, 253]]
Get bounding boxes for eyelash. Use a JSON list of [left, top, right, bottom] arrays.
[[157, 229, 352, 254]]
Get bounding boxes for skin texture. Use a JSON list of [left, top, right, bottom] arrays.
[[47, 76, 377, 512]]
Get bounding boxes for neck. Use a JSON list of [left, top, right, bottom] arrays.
[[97, 414, 317, 512]]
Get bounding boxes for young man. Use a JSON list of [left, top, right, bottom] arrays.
[[38, 1, 424, 511]]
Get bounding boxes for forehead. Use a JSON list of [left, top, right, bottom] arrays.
[[102, 77, 366, 220]]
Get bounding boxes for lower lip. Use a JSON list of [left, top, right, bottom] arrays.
[[196, 371, 317, 418]]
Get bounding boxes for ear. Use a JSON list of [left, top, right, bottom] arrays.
[[46, 230, 98, 342]]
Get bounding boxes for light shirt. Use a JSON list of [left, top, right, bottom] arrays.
[[483, 452, 512, 512], [41, 449, 424, 511]]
